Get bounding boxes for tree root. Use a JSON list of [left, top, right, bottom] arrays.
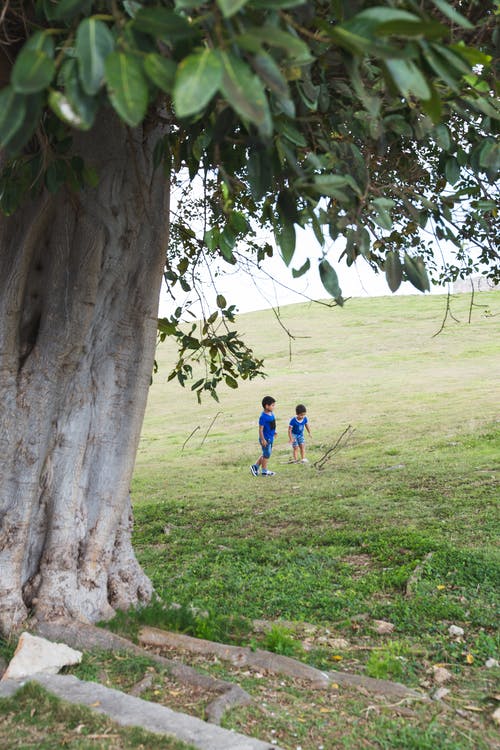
[[34, 620, 251, 724], [328, 670, 427, 700], [139, 626, 330, 687], [138, 626, 429, 702]]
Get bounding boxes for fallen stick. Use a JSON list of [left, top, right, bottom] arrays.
[[313, 425, 355, 470]]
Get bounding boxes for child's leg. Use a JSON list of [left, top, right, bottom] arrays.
[[299, 443, 305, 459]]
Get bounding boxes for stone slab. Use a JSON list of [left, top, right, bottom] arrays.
[[0, 674, 282, 750]]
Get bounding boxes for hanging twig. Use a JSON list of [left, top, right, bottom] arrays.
[[200, 411, 222, 448], [433, 287, 460, 337], [182, 425, 200, 451], [313, 425, 355, 470]]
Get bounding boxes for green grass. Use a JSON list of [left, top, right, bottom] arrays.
[[0, 682, 195, 749]]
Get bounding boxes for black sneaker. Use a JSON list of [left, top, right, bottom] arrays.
[[250, 464, 259, 476]]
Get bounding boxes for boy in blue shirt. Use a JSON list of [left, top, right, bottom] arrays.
[[288, 404, 312, 463], [251, 396, 277, 476]]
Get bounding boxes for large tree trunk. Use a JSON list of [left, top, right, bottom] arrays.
[[0, 111, 169, 635]]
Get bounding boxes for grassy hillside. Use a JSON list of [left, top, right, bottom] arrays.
[[134, 291, 499, 557]]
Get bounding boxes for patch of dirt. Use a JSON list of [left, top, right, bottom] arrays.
[[340, 553, 375, 579]]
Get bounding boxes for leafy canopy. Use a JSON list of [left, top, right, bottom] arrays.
[[0, 0, 499, 397]]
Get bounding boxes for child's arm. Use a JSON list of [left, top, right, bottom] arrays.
[[306, 423, 312, 436], [288, 425, 293, 442], [259, 424, 266, 445]]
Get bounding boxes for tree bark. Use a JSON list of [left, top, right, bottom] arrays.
[[0, 111, 169, 635]]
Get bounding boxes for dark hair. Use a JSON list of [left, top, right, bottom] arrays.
[[296, 404, 306, 414], [262, 396, 276, 408]]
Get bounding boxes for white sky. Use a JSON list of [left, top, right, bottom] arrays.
[[158, 224, 447, 318]]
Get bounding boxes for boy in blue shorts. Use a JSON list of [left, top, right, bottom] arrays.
[[288, 404, 312, 463], [251, 396, 277, 476]]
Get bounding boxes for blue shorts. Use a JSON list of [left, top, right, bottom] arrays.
[[291, 434, 305, 447], [260, 439, 273, 459]]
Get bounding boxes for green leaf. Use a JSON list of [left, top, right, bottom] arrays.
[[144, 54, 177, 93], [76, 18, 115, 95], [11, 49, 55, 94], [48, 90, 87, 128], [404, 254, 430, 292], [105, 52, 149, 127], [372, 197, 394, 230], [247, 146, 272, 200], [24, 31, 55, 57], [225, 375, 239, 389], [275, 119, 305, 147], [57, 59, 99, 130], [219, 226, 237, 263], [275, 221, 296, 265], [377, 19, 447, 39], [311, 173, 361, 202], [292, 258, 310, 278], [385, 251, 402, 292], [219, 52, 272, 137], [319, 258, 343, 304], [2, 93, 43, 155], [433, 124, 451, 151], [445, 156, 460, 186], [216, 0, 249, 18], [229, 211, 250, 234], [204, 227, 219, 251], [347, 7, 420, 32], [173, 48, 223, 118], [0, 87, 27, 149], [216, 294, 227, 308], [430, 43, 470, 76], [53, 0, 92, 21], [429, 0, 473, 30], [384, 58, 431, 100], [420, 41, 460, 92], [236, 28, 313, 65], [250, 0, 308, 7], [133, 8, 196, 42], [252, 52, 291, 102], [64, 68, 99, 129]]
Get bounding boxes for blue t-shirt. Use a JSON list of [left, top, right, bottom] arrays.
[[259, 411, 276, 442], [289, 416, 308, 436]]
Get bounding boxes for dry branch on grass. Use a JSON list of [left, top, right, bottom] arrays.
[[313, 425, 355, 470]]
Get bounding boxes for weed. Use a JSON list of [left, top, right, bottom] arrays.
[[260, 625, 305, 659]]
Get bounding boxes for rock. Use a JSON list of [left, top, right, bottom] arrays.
[[448, 625, 464, 637], [492, 707, 500, 726], [373, 620, 395, 635], [1, 632, 82, 680], [328, 638, 350, 650], [432, 666, 453, 685], [485, 658, 499, 669], [432, 687, 450, 701]]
